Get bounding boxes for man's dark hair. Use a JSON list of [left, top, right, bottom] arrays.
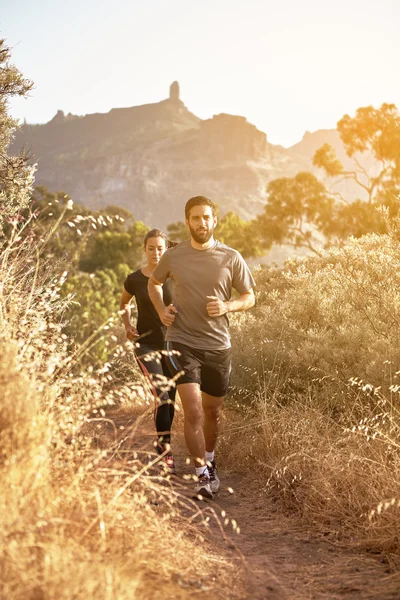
[[185, 196, 216, 220]]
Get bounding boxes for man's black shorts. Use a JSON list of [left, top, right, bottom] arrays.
[[165, 341, 232, 397]]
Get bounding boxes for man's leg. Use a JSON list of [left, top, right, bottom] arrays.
[[165, 343, 213, 498], [177, 382, 205, 468], [201, 349, 231, 496], [202, 392, 224, 453], [202, 392, 223, 494]]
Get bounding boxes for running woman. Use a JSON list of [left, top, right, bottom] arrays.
[[148, 197, 255, 499], [120, 229, 177, 474]]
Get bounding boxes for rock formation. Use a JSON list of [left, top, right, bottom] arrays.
[[169, 81, 180, 102], [11, 83, 370, 227]]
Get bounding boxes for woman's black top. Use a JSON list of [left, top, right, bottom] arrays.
[[124, 269, 173, 348]]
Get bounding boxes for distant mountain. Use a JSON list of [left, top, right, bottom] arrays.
[[11, 82, 372, 227]]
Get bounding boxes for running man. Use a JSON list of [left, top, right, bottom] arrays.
[[148, 196, 255, 499]]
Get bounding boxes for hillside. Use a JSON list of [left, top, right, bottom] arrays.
[[11, 82, 371, 227]]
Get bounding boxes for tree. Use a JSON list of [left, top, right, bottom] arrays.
[[314, 104, 400, 204], [5, 185, 148, 277], [312, 104, 400, 241], [97, 205, 137, 232], [167, 220, 188, 243], [61, 268, 126, 365], [216, 212, 264, 258], [256, 172, 334, 255], [79, 221, 148, 278], [0, 39, 34, 230], [167, 211, 264, 258], [322, 200, 386, 241]]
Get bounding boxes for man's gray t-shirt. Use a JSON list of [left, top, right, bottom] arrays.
[[152, 239, 255, 350]]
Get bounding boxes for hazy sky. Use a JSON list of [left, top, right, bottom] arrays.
[[2, 0, 399, 147]]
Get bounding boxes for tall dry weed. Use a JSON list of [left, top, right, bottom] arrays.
[[226, 232, 400, 568], [0, 221, 238, 599]]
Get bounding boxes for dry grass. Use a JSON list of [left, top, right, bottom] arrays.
[[221, 390, 400, 563], [4, 209, 400, 597], [224, 233, 400, 572], [0, 235, 241, 600]]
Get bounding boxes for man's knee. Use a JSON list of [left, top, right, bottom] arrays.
[[184, 405, 203, 428], [203, 404, 221, 421]]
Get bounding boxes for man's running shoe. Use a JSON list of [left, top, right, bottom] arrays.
[[208, 460, 220, 494], [193, 473, 213, 500], [156, 443, 176, 475]]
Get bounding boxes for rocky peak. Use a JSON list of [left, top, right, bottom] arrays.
[[169, 81, 180, 103], [50, 109, 65, 123], [49, 109, 80, 125], [199, 113, 267, 161]]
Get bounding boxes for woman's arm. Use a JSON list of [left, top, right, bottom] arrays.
[[119, 289, 138, 340]]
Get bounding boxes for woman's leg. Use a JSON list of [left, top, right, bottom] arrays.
[[136, 346, 174, 446], [162, 354, 176, 442]]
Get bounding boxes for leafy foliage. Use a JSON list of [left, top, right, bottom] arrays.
[[79, 223, 147, 277], [0, 39, 34, 230], [322, 199, 386, 241], [216, 212, 264, 258], [62, 268, 128, 364], [256, 172, 333, 255], [255, 104, 400, 253], [167, 220, 188, 243], [314, 103, 400, 204], [3, 183, 148, 364], [167, 211, 264, 258], [313, 103, 400, 242]]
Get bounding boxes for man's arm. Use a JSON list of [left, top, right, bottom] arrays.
[[148, 275, 177, 326], [206, 290, 255, 317]]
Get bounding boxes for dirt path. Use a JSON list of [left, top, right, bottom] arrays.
[[207, 480, 397, 599], [99, 409, 399, 600]]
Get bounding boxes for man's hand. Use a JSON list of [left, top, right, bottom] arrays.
[[206, 295, 229, 317], [125, 324, 138, 340], [159, 304, 178, 327]]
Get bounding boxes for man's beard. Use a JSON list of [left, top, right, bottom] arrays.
[[189, 223, 215, 244]]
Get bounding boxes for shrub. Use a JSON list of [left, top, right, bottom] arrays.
[[232, 233, 400, 414], [227, 232, 400, 567]]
